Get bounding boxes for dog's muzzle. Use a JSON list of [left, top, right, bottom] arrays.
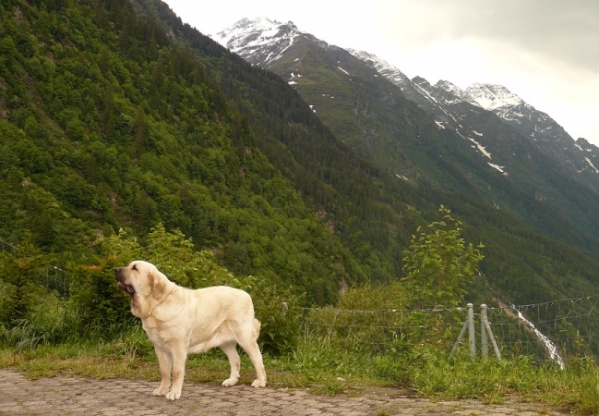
[[115, 268, 136, 296]]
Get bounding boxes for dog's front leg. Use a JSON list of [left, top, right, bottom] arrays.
[[153, 345, 172, 397], [165, 343, 188, 400]]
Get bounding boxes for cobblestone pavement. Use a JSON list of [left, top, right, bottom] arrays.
[[0, 369, 568, 415]]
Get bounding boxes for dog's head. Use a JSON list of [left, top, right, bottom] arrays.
[[114, 260, 168, 318]]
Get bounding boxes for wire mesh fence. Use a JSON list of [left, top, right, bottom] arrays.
[[301, 297, 599, 364]]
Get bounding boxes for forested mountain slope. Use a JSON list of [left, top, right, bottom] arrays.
[[0, 0, 373, 304], [0, 0, 598, 309], [131, 1, 599, 303], [212, 18, 599, 249]]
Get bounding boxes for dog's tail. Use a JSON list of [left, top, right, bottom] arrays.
[[253, 318, 261, 340]]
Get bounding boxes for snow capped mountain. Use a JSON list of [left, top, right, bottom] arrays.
[[213, 18, 303, 65], [346, 49, 412, 88], [216, 18, 599, 191], [461, 83, 599, 178], [435, 81, 484, 107], [349, 50, 599, 185], [465, 83, 525, 111]]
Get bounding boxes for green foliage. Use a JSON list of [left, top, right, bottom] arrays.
[[337, 281, 410, 310], [1, 0, 599, 369], [0, 235, 50, 324], [402, 206, 485, 310], [305, 283, 410, 356], [245, 280, 304, 356], [0, 0, 364, 305], [0, 224, 303, 356], [70, 257, 136, 338]]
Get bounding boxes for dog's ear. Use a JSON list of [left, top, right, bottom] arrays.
[[149, 268, 167, 299]]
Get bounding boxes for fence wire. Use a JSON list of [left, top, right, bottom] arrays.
[[302, 296, 599, 363]]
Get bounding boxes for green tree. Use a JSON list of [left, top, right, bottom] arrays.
[[402, 205, 484, 310], [0, 234, 49, 324]]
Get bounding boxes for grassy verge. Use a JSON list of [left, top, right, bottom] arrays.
[[2, 334, 599, 414], [0, 335, 394, 395]]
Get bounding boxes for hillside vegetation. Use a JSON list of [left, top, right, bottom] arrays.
[[4, 2, 599, 412], [0, 0, 598, 336], [0, 0, 372, 306], [132, 0, 599, 303]]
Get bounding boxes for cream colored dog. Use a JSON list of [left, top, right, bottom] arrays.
[[114, 260, 267, 400]]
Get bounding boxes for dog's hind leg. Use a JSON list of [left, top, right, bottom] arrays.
[[220, 341, 241, 387], [238, 321, 266, 388], [239, 339, 266, 387]]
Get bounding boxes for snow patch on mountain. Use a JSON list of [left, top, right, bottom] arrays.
[[337, 67, 350, 77], [576, 142, 594, 152], [488, 162, 507, 175], [347, 49, 411, 87], [213, 18, 301, 65], [465, 83, 524, 111], [468, 137, 492, 160], [585, 157, 599, 173]]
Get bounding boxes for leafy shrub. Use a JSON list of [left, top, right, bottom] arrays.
[[70, 258, 137, 338], [246, 279, 304, 356], [73, 225, 303, 355], [402, 205, 484, 310], [0, 236, 50, 326]]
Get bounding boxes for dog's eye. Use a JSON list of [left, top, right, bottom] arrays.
[[132, 264, 138, 271]]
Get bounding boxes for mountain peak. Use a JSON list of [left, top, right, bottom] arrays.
[[435, 80, 462, 96], [213, 18, 301, 59], [465, 83, 524, 111], [347, 49, 411, 86], [434, 80, 481, 107]]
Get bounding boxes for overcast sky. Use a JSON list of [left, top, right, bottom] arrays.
[[162, 0, 599, 146]]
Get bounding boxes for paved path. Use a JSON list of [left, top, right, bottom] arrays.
[[0, 369, 567, 415]]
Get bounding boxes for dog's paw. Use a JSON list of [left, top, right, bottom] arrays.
[[251, 379, 266, 388], [165, 390, 181, 400], [152, 386, 169, 396], [221, 377, 239, 387]]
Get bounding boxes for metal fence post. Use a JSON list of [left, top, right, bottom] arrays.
[[450, 318, 469, 356], [481, 304, 488, 358], [467, 303, 476, 359], [484, 314, 502, 360]]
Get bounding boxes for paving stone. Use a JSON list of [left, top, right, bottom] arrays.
[[0, 369, 567, 415]]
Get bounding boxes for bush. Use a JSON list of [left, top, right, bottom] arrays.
[[75, 225, 304, 355], [0, 236, 51, 326], [246, 279, 303, 356], [402, 205, 484, 310], [70, 257, 136, 338], [0, 226, 304, 357]]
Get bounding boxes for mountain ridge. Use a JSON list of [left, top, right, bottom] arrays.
[[212, 17, 599, 244], [214, 18, 599, 180], [349, 48, 599, 192]]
